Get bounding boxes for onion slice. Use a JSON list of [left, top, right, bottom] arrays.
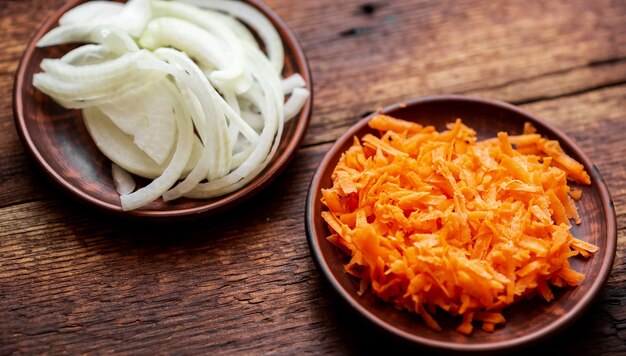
[[282, 73, 306, 95], [38, 25, 139, 53], [120, 82, 195, 211], [284, 87, 311, 122], [112, 163, 136, 195], [83, 106, 202, 179], [58, 0, 151, 38], [59, 2, 125, 27], [181, 0, 284, 74]]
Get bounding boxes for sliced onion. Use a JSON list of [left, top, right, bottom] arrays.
[[185, 43, 284, 198], [181, 0, 284, 74], [59, 2, 124, 27], [151, 1, 246, 69], [141, 48, 231, 179], [83, 106, 202, 179], [137, 52, 259, 146], [61, 44, 110, 65], [34, 50, 164, 106], [58, 0, 151, 38], [152, 0, 257, 49], [155, 49, 241, 199], [34, 0, 310, 210], [38, 25, 139, 53], [98, 81, 177, 165], [120, 81, 194, 211], [139, 17, 251, 93]]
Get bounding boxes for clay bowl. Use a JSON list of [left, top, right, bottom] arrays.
[[13, 0, 312, 221], [305, 95, 616, 352]]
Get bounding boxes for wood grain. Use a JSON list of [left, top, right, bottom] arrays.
[[263, 0, 626, 146], [0, 0, 625, 354]]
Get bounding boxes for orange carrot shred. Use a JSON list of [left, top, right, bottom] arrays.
[[456, 312, 474, 335], [570, 186, 583, 201], [474, 311, 506, 324], [482, 322, 496, 333], [523, 122, 537, 135], [321, 115, 597, 334]]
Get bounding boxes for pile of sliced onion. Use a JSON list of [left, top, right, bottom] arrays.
[[34, 0, 310, 211]]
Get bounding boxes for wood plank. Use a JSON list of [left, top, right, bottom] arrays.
[[0, 144, 336, 354], [261, 0, 626, 145], [0, 0, 70, 207], [0, 111, 49, 208], [0, 84, 624, 354], [0, 1, 65, 71], [468, 59, 626, 104]]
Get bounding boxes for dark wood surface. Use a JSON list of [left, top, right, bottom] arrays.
[[1, 0, 625, 354]]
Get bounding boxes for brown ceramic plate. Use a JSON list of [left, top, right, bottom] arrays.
[[305, 95, 616, 352], [13, 0, 312, 221]]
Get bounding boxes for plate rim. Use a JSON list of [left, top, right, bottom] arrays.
[[305, 94, 617, 352], [12, 0, 313, 221]]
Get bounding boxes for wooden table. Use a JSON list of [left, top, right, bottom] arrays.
[[1, 0, 625, 354]]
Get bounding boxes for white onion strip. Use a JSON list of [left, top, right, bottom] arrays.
[[112, 163, 136, 195], [181, 0, 284, 74], [284, 87, 311, 122], [34, 50, 164, 104], [58, 0, 151, 38], [59, 1, 124, 27], [38, 25, 139, 53], [61, 44, 109, 65], [282, 73, 306, 95]]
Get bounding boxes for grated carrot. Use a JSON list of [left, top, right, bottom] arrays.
[[570, 186, 583, 201], [321, 115, 597, 334]]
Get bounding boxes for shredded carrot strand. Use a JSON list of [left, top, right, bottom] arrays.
[[321, 115, 597, 334]]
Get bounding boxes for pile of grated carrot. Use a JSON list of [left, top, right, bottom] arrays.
[[321, 114, 598, 334]]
